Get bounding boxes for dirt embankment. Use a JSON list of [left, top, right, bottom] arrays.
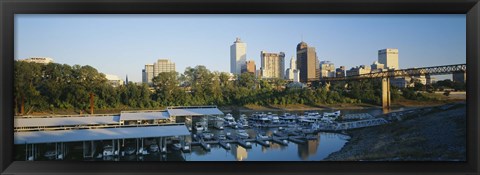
[[325, 102, 466, 161]]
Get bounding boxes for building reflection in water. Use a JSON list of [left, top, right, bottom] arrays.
[[297, 133, 320, 160], [231, 145, 248, 161]]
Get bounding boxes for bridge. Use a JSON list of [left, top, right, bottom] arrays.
[[317, 64, 466, 109]]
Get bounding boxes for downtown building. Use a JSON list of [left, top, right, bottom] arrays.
[[230, 38, 247, 75], [346, 65, 371, 77], [296, 41, 318, 83], [260, 51, 285, 79], [285, 57, 300, 82], [20, 57, 54, 64], [142, 59, 176, 84], [378, 48, 399, 70], [241, 60, 256, 75], [335, 66, 346, 78], [319, 61, 335, 78]]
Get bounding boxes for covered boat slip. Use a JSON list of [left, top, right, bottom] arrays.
[[166, 106, 224, 131], [15, 111, 171, 132], [16, 124, 190, 161], [14, 115, 121, 131], [166, 106, 224, 117], [14, 124, 190, 144]]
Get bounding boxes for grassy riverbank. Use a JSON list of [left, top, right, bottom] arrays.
[[24, 98, 463, 116], [324, 102, 466, 161]]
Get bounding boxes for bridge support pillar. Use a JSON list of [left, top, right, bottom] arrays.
[[382, 78, 391, 109]]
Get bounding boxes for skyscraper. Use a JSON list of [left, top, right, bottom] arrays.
[[230, 37, 247, 75], [260, 51, 285, 79], [286, 57, 300, 82], [378, 48, 399, 70], [142, 59, 175, 84], [296, 41, 318, 82], [142, 64, 154, 84]]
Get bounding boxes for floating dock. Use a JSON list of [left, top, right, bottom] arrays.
[[236, 138, 252, 149], [218, 141, 231, 150], [271, 137, 288, 146], [255, 138, 270, 147], [288, 136, 306, 144]]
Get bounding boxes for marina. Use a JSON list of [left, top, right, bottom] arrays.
[[13, 105, 403, 161]]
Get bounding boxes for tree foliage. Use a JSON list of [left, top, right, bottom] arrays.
[[15, 61, 455, 114]]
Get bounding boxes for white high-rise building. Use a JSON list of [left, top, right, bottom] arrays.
[[378, 48, 399, 70], [261, 51, 285, 79], [286, 57, 300, 82], [230, 38, 247, 75]]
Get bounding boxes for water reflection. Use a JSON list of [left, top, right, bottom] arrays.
[[297, 134, 320, 160], [231, 145, 248, 161]]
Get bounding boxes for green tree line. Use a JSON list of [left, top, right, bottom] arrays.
[[14, 61, 458, 114]]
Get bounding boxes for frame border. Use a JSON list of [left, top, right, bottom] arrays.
[[1, 0, 479, 174]]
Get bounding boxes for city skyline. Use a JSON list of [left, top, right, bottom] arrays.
[[15, 14, 466, 82]]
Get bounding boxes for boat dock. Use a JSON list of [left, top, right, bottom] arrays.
[[271, 136, 289, 146], [288, 136, 306, 144], [190, 134, 316, 151], [255, 138, 270, 147], [218, 141, 231, 150]]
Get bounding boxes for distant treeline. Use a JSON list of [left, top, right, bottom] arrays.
[[14, 61, 465, 114]]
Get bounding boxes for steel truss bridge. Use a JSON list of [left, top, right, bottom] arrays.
[[311, 64, 466, 108]]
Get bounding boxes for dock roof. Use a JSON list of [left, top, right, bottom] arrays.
[[14, 124, 189, 144], [120, 111, 170, 121], [15, 116, 120, 128], [167, 107, 224, 116]]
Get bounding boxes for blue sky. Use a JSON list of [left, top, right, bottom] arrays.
[[15, 14, 466, 82]]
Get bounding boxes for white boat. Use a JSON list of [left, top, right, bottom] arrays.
[[149, 144, 159, 153], [238, 114, 249, 127], [236, 130, 249, 139], [124, 146, 136, 155], [323, 111, 341, 119], [217, 134, 227, 140], [270, 114, 281, 124], [213, 117, 225, 130], [202, 131, 215, 140], [195, 121, 206, 132], [224, 113, 237, 127], [44, 150, 56, 159], [103, 145, 114, 157], [257, 134, 269, 139]]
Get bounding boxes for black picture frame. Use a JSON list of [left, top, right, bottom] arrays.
[[1, 0, 479, 174]]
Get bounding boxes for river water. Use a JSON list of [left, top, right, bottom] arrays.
[[15, 107, 410, 161]]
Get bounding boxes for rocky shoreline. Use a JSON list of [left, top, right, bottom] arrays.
[[324, 102, 467, 161]]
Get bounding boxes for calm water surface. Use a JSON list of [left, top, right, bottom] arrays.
[[16, 108, 411, 161]]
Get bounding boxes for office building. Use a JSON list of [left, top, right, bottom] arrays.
[[286, 57, 300, 82], [230, 37, 247, 75], [241, 60, 256, 74], [335, 66, 346, 78], [142, 64, 154, 84], [260, 51, 285, 79], [20, 57, 54, 64], [105, 74, 124, 87], [346, 65, 371, 77], [296, 41, 318, 82], [370, 61, 386, 73], [378, 48, 399, 70], [142, 59, 176, 84], [319, 61, 335, 78], [391, 77, 414, 88]]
